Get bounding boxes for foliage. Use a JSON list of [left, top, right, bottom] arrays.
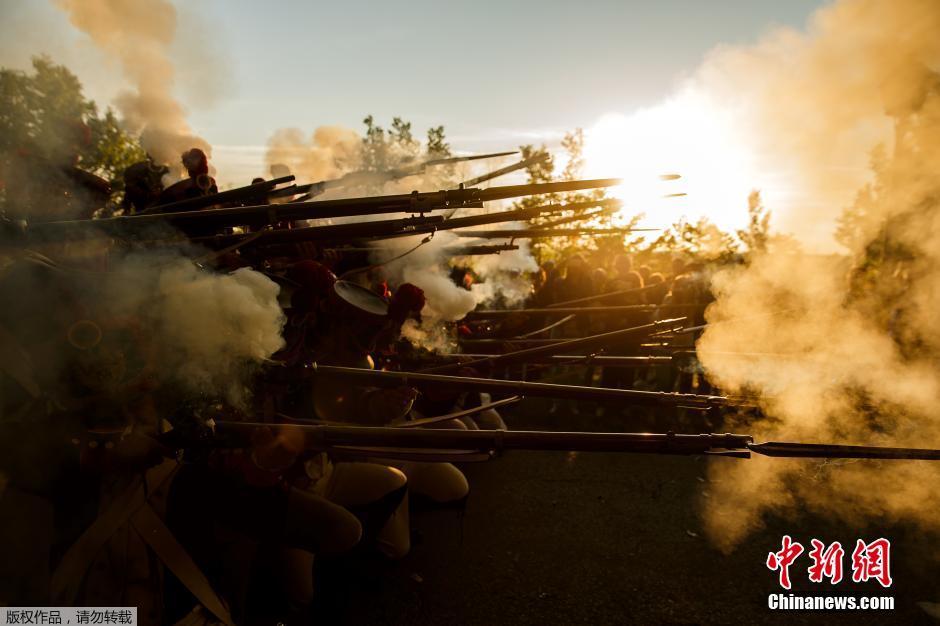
[[511, 130, 614, 264], [835, 145, 889, 254], [0, 56, 145, 209], [426, 125, 450, 158], [559, 129, 584, 182], [736, 190, 770, 255], [361, 115, 452, 171], [643, 216, 740, 264]]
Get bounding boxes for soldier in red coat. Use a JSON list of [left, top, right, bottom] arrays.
[[156, 148, 218, 207]]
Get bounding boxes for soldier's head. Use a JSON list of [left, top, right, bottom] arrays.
[[388, 283, 426, 324], [181, 148, 209, 178]]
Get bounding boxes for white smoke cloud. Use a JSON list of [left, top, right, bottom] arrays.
[[106, 254, 286, 406], [679, 0, 940, 550], [54, 0, 213, 169]]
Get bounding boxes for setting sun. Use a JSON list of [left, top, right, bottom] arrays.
[[583, 89, 762, 233]]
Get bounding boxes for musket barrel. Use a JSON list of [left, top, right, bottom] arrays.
[[472, 178, 621, 202], [464, 304, 703, 318], [422, 317, 686, 373], [24, 178, 622, 242], [749, 441, 940, 460], [548, 280, 673, 308], [359, 200, 617, 243], [142, 174, 296, 214], [443, 244, 520, 256], [310, 364, 730, 408], [206, 199, 623, 249], [455, 227, 654, 239], [185, 423, 940, 461], [423, 150, 517, 167], [216, 422, 752, 455], [419, 354, 674, 367], [461, 153, 551, 187], [193, 215, 446, 248]]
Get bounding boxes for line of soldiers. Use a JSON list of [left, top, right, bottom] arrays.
[[0, 143, 722, 624], [0, 148, 522, 625]]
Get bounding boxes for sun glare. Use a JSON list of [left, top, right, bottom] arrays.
[[584, 90, 762, 234]]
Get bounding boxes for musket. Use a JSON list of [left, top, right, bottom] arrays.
[[267, 151, 519, 201], [459, 152, 552, 187], [443, 244, 520, 256], [361, 198, 624, 242], [358, 199, 623, 241], [190, 215, 446, 248], [194, 422, 940, 462], [322, 244, 520, 256], [464, 304, 704, 319], [539, 206, 619, 229], [307, 363, 731, 409], [457, 337, 641, 347], [419, 354, 675, 368], [141, 175, 296, 214], [193, 198, 623, 249], [548, 280, 673, 308], [512, 314, 576, 338], [455, 227, 657, 239], [20, 178, 622, 243], [420, 317, 686, 374]]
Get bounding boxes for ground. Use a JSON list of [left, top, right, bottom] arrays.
[[340, 400, 940, 625]]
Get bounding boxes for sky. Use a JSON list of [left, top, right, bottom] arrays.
[[0, 0, 827, 229], [3, 2, 822, 144]]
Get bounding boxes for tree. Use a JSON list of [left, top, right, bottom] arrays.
[[426, 125, 451, 158], [737, 190, 771, 255], [0, 56, 145, 210], [361, 115, 453, 170], [512, 129, 618, 262], [358, 115, 456, 192], [644, 216, 740, 264]]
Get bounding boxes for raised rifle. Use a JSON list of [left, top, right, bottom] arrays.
[[140, 175, 297, 214], [175, 421, 940, 463], [548, 280, 673, 308], [267, 151, 519, 201], [443, 244, 520, 256], [191, 215, 447, 248], [197, 198, 622, 250], [421, 317, 687, 374], [18, 178, 621, 244], [416, 354, 675, 368], [459, 152, 552, 188], [463, 304, 704, 319], [306, 363, 733, 410], [455, 227, 657, 239], [539, 206, 620, 229]]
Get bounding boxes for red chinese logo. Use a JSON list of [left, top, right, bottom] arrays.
[[851, 538, 893, 588], [807, 539, 844, 584], [766, 536, 892, 589], [766, 535, 804, 590]]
